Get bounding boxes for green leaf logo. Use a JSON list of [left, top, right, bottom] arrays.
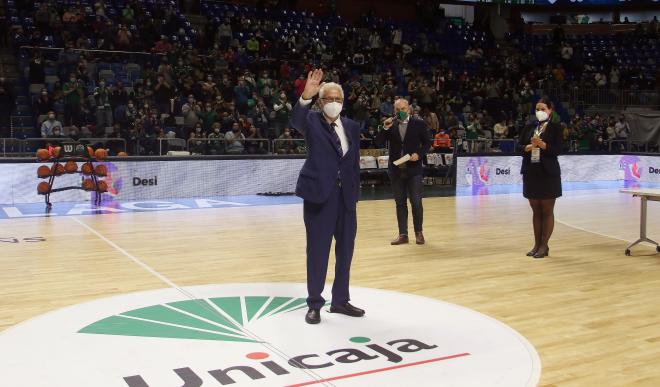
[[79, 296, 310, 343]]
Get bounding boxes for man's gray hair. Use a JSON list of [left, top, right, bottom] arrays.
[[319, 82, 344, 99]]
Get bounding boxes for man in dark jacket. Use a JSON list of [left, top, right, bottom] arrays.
[[383, 98, 431, 245]]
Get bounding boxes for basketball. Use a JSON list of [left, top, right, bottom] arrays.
[[51, 164, 65, 176], [94, 164, 107, 177], [117, 151, 128, 157], [81, 163, 93, 175], [36, 149, 50, 161], [97, 180, 108, 192], [52, 147, 61, 158], [95, 148, 108, 160], [64, 160, 78, 173], [37, 182, 51, 195], [81, 179, 95, 191], [37, 165, 50, 178], [87, 146, 95, 158]]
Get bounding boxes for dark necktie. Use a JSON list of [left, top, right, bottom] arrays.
[[330, 122, 343, 156]]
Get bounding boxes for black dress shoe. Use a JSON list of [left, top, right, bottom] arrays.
[[305, 308, 320, 324], [533, 247, 549, 259], [329, 302, 365, 317]]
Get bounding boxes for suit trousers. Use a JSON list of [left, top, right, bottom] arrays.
[[389, 168, 424, 235], [303, 183, 357, 309]]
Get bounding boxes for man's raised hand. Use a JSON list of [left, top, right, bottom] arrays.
[[301, 69, 324, 100]]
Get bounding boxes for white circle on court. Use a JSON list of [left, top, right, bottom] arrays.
[[0, 283, 540, 386]]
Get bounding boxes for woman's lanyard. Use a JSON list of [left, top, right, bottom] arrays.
[[531, 122, 548, 164], [534, 122, 548, 138]]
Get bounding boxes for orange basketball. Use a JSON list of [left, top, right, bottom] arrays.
[[95, 148, 108, 160], [37, 182, 51, 194], [51, 163, 65, 176], [37, 165, 51, 178], [36, 148, 50, 161], [82, 179, 95, 191], [64, 160, 78, 173], [97, 180, 108, 192], [81, 163, 93, 175], [52, 146, 61, 158], [87, 146, 94, 158], [117, 151, 128, 157], [94, 164, 107, 177]]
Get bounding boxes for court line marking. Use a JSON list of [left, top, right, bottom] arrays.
[[555, 218, 632, 243], [70, 216, 334, 387]]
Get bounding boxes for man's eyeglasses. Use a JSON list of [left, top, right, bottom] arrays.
[[321, 97, 344, 103]]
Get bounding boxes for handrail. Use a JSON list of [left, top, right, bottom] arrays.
[[78, 137, 128, 153]]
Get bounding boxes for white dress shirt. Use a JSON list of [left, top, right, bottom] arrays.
[[299, 97, 349, 156]]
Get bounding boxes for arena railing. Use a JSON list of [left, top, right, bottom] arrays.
[[186, 137, 271, 155], [22, 137, 76, 153], [1, 138, 24, 156], [271, 138, 306, 155], [77, 138, 128, 154], [456, 139, 518, 154]]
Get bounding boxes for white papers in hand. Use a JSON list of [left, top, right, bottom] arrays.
[[393, 154, 411, 166]]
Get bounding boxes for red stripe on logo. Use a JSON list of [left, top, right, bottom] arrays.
[[284, 352, 471, 387]]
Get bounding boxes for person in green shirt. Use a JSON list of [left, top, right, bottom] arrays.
[[63, 73, 83, 126], [246, 35, 260, 54], [199, 102, 218, 131]]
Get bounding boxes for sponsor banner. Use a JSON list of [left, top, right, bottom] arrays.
[[456, 154, 660, 187], [0, 159, 305, 205]]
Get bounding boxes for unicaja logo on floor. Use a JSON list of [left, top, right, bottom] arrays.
[[0, 284, 541, 386]]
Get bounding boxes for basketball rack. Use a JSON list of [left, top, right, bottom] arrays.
[[36, 142, 108, 209]]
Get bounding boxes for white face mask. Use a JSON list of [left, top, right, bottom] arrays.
[[536, 110, 549, 122], [323, 102, 343, 119]]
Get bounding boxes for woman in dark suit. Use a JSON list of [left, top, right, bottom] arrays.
[[519, 97, 563, 258]]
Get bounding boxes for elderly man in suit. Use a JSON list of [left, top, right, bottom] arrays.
[[290, 69, 365, 325], [383, 98, 431, 245]]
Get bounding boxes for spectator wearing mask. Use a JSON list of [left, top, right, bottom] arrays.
[[94, 80, 113, 129], [225, 122, 245, 154], [34, 89, 54, 116], [153, 75, 173, 114], [41, 111, 63, 138], [62, 73, 84, 126], [615, 116, 629, 140], [48, 125, 65, 147], [207, 122, 225, 154], [188, 126, 206, 155], [272, 91, 292, 137], [199, 102, 218, 131], [244, 122, 267, 154], [181, 99, 201, 132], [275, 127, 298, 154], [432, 127, 453, 153]]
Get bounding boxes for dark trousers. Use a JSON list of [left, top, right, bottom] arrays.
[[303, 184, 357, 309], [389, 168, 424, 235]]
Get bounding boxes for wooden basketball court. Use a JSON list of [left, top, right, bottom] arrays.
[[1, 190, 660, 386]]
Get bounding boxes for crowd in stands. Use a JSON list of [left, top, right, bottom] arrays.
[[3, 0, 657, 155]]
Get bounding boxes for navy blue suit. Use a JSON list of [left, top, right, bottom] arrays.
[[290, 100, 360, 309]]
